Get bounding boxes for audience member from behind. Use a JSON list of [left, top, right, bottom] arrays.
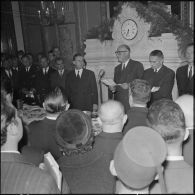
[[1, 90, 60, 194], [110, 126, 167, 194], [28, 87, 69, 160], [123, 79, 151, 135], [94, 100, 127, 156], [56, 109, 116, 193], [175, 95, 194, 166], [147, 99, 193, 193]]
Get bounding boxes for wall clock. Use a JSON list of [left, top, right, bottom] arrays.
[[121, 19, 138, 40]]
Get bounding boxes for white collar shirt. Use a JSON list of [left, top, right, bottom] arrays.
[[75, 69, 83, 78]]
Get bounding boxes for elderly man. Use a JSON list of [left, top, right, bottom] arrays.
[[176, 43, 194, 96], [1, 89, 61, 194], [147, 99, 193, 194], [94, 100, 127, 157], [109, 44, 144, 112], [123, 79, 151, 135], [175, 95, 194, 166], [143, 50, 175, 107]]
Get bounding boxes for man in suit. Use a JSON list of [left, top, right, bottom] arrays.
[[175, 95, 194, 166], [65, 53, 98, 112], [176, 43, 194, 96], [147, 99, 193, 194], [18, 54, 38, 104], [50, 57, 69, 95], [123, 79, 151, 135], [142, 50, 175, 107], [94, 100, 127, 157], [28, 87, 70, 160], [109, 44, 144, 112], [1, 89, 61, 194], [35, 55, 55, 106]]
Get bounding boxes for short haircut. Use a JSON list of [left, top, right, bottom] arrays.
[[44, 87, 67, 114], [21, 54, 30, 60], [1, 89, 16, 146], [129, 79, 151, 104], [118, 44, 131, 52], [40, 55, 48, 60], [149, 50, 164, 59], [147, 99, 185, 144], [73, 53, 82, 61]]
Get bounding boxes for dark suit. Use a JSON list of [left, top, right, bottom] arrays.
[[113, 59, 144, 112], [1, 152, 60, 194], [65, 69, 98, 111], [28, 118, 62, 160], [176, 65, 194, 96], [35, 67, 54, 105], [12, 67, 22, 102], [142, 65, 175, 106], [123, 107, 148, 135], [50, 69, 69, 94], [18, 65, 38, 91]]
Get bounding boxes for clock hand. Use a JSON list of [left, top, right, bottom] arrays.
[[126, 29, 129, 36]]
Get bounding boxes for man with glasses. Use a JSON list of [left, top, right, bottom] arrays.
[[109, 44, 144, 112]]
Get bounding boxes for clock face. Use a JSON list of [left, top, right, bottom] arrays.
[[121, 19, 138, 40]]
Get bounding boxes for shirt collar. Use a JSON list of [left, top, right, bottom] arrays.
[[1, 150, 20, 154], [166, 155, 184, 161], [123, 58, 130, 68], [46, 115, 57, 120], [75, 68, 83, 75]]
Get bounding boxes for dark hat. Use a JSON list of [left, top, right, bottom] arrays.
[[114, 126, 167, 190], [56, 109, 92, 150]]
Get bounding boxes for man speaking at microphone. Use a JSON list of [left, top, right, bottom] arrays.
[[109, 44, 144, 112]]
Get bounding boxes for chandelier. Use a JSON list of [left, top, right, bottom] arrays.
[[38, 1, 66, 26]]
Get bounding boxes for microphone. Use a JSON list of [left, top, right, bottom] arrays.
[[98, 69, 105, 79]]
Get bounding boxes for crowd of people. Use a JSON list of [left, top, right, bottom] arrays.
[[1, 42, 194, 194]]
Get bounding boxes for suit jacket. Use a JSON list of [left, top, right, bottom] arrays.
[[1, 152, 60, 194], [150, 160, 193, 194], [18, 65, 38, 90], [50, 69, 69, 94], [65, 69, 98, 111], [12, 67, 22, 101], [113, 59, 144, 112], [28, 118, 62, 160], [35, 67, 55, 104], [57, 147, 116, 194], [123, 107, 148, 135], [142, 65, 175, 106], [176, 64, 194, 96]]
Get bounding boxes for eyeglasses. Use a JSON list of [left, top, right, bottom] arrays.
[[115, 51, 129, 55]]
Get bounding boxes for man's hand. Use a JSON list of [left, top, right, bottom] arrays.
[[151, 86, 160, 92]]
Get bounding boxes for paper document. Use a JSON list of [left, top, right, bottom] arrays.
[[44, 152, 62, 190], [101, 78, 119, 86]]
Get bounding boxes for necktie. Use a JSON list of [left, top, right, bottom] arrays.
[[26, 68, 29, 72], [77, 70, 80, 79], [188, 66, 192, 79], [122, 63, 125, 71], [60, 70, 63, 77], [9, 70, 12, 77]]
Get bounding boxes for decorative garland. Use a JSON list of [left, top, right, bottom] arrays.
[[85, 1, 194, 54]]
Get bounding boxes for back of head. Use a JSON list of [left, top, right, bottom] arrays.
[[147, 99, 186, 144], [98, 100, 126, 131], [56, 109, 93, 155], [129, 79, 151, 105], [175, 95, 194, 129], [43, 87, 68, 114], [113, 126, 167, 190]]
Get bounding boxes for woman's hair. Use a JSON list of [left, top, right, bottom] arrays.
[[44, 87, 67, 114]]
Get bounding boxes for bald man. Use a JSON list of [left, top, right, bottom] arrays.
[[109, 44, 144, 112], [175, 95, 194, 166], [93, 100, 127, 156]]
